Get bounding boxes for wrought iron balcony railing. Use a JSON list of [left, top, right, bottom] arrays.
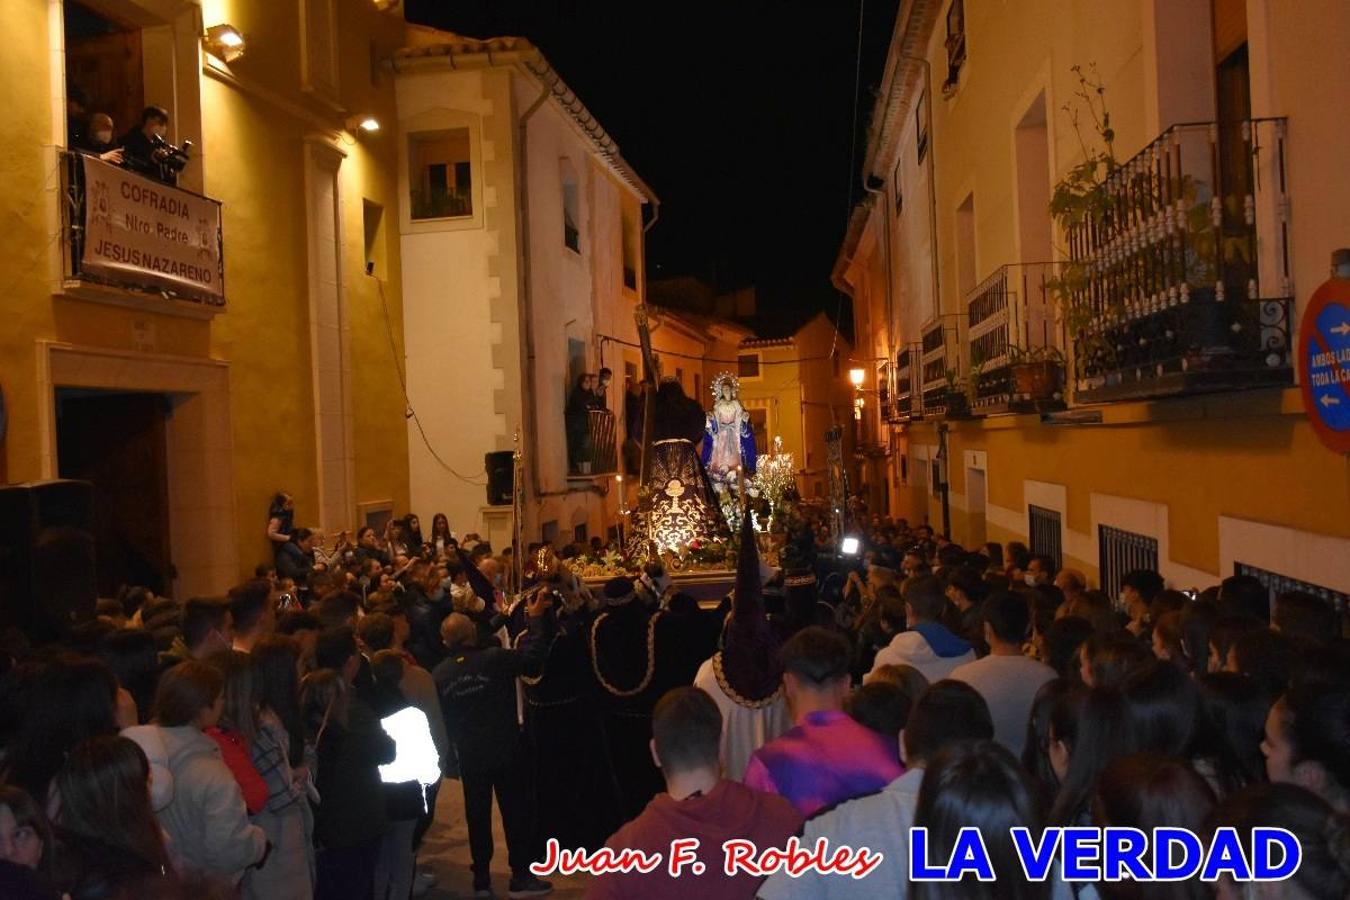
[[920, 320, 955, 415], [893, 344, 921, 420], [1065, 118, 1293, 402], [567, 408, 618, 477], [59, 149, 225, 308], [965, 262, 1065, 411]]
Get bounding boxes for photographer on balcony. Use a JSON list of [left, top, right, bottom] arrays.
[[120, 105, 186, 186]]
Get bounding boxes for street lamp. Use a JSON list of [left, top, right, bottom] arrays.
[[848, 368, 866, 387]]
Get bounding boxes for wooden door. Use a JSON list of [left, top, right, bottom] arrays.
[[57, 392, 171, 596]]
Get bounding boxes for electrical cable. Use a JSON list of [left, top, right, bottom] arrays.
[[596, 334, 887, 367], [827, 0, 869, 363], [373, 273, 487, 485]]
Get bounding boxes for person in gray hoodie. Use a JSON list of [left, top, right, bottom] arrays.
[[152, 661, 268, 884]]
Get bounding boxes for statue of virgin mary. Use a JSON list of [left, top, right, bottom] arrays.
[[701, 372, 758, 480]]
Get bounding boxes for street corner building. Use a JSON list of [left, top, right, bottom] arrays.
[[0, 0, 693, 617], [833, 0, 1350, 599]]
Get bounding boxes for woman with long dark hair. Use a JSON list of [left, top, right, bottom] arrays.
[[911, 739, 1050, 900], [1092, 754, 1216, 900], [404, 515, 425, 551], [245, 636, 313, 900], [51, 735, 173, 898], [1022, 679, 1083, 807], [1120, 659, 1202, 759], [1048, 687, 1136, 826], [1193, 671, 1270, 798], [429, 513, 453, 557]]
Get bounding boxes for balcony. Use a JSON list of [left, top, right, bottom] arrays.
[[60, 150, 225, 311], [893, 345, 921, 421], [965, 262, 1066, 412], [920, 320, 963, 416], [567, 408, 618, 478], [1064, 118, 1293, 403]]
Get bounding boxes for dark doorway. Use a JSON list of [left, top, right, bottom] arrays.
[[64, 1, 145, 148], [56, 389, 172, 596]]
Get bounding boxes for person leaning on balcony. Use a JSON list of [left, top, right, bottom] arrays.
[[79, 113, 123, 164], [565, 373, 597, 473]]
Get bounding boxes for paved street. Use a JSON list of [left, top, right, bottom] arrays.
[[418, 779, 593, 899]]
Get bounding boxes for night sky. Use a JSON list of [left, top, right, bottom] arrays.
[[404, 0, 900, 338]]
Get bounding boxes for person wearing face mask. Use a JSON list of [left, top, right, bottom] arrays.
[[81, 112, 124, 164], [119, 105, 177, 185], [1023, 553, 1057, 588]]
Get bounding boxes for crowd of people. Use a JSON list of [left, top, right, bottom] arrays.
[[0, 490, 1347, 900]]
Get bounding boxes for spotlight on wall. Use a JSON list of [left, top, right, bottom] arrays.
[[346, 115, 381, 134], [848, 367, 866, 387], [203, 24, 246, 62]]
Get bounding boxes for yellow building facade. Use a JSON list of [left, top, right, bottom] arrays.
[[732, 313, 859, 503], [0, 0, 412, 598], [837, 0, 1350, 596]]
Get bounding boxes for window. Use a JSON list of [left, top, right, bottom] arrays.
[[409, 129, 472, 219], [1029, 505, 1063, 570], [362, 199, 384, 275], [1098, 525, 1160, 602], [916, 91, 929, 162], [943, 0, 966, 94], [624, 360, 638, 383], [300, 0, 339, 104], [621, 206, 638, 290], [64, 2, 144, 150], [1234, 563, 1349, 615], [737, 353, 761, 379], [893, 158, 904, 214], [562, 161, 581, 253]]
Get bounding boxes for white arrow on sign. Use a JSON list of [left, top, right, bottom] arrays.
[[1321, 394, 1342, 407], [1333, 322, 1350, 336]]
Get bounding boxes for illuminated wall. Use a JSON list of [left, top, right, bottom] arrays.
[[838, 0, 1350, 589], [0, 0, 411, 595]]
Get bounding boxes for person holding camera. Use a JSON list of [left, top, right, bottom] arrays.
[[120, 105, 187, 185]]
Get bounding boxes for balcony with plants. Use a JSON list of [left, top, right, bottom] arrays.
[[1049, 67, 1293, 404], [965, 262, 1066, 413]]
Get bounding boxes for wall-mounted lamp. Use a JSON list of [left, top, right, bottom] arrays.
[[346, 116, 381, 134], [372, 0, 402, 10], [203, 24, 246, 63], [848, 368, 866, 387]]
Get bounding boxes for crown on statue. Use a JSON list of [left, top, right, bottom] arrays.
[[710, 371, 740, 400]]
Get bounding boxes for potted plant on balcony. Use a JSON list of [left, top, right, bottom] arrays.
[[1045, 64, 1122, 393], [941, 368, 972, 419], [1008, 345, 1066, 405]]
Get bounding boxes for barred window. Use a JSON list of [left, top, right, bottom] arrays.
[[1098, 525, 1159, 600]]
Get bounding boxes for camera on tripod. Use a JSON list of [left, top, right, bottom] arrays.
[[150, 133, 193, 173]]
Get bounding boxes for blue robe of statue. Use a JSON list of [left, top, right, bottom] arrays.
[[701, 402, 757, 477]]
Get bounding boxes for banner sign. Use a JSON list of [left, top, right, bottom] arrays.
[[79, 155, 224, 306]]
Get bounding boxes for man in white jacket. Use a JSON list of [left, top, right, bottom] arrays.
[[866, 574, 975, 684]]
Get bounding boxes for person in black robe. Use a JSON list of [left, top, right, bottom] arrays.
[[515, 562, 621, 852], [589, 576, 670, 822]]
